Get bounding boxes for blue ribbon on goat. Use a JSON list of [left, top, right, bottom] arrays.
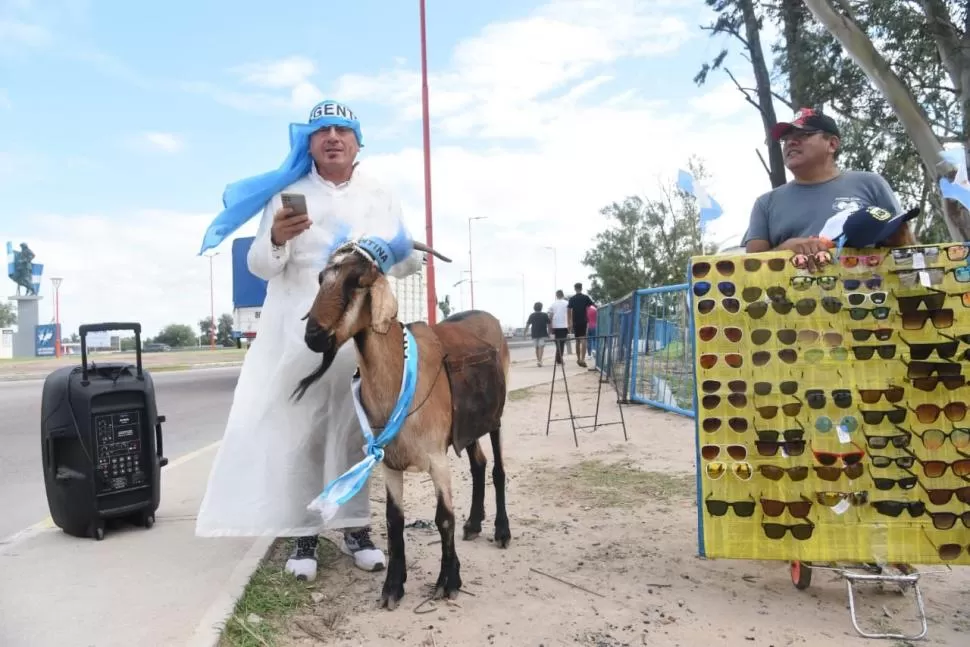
[[307, 326, 419, 522]]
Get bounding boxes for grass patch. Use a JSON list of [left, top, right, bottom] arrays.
[[508, 386, 537, 401], [218, 538, 329, 647], [539, 459, 695, 508], [149, 364, 192, 373]]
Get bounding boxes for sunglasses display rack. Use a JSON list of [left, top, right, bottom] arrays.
[[689, 245, 970, 639]]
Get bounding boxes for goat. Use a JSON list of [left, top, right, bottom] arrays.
[[294, 236, 512, 610]]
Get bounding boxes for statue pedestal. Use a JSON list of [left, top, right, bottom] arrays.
[[9, 295, 42, 358]]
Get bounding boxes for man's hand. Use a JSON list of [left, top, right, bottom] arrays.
[[270, 207, 311, 246], [779, 237, 833, 274], [778, 237, 830, 256]]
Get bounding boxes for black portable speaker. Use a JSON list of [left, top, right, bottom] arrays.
[[40, 322, 168, 540]]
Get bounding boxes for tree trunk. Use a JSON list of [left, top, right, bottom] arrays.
[[781, 0, 812, 108], [739, 0, 788, 188], [802, 0, 967, 241]]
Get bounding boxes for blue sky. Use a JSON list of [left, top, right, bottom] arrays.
[[1, 0, 772, 337]]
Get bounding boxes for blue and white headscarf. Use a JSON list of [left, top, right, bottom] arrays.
[[198, 99, 364, 255]]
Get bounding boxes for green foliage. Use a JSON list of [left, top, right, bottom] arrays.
[[696, 0, 968, 241], [583, 158, 716, 303], [199, 314, 236, 346], [438, 294, 452, 318], [154, 323, 198, 348], [0, 300, 16, 328]]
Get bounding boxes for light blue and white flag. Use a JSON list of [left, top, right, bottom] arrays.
[[6, 241, 43, 294], [939, 146, 970, 214], [678, 169, 723, 228]]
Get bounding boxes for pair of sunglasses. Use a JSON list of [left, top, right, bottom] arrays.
[[698, 325, 743, 343], [693, 260, 735, 278], [693, 281, 735, 298], [704, 493, 755, 517]]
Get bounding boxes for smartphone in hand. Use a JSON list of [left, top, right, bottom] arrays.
[[281, 193, 308, 217]]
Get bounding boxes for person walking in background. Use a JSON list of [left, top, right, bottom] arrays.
[[586, 302, 598, 361], [547, 290, 569, 365], [567, 282, 594, 368], [524, 301, 552, 367]]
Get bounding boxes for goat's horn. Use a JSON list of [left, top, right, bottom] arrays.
[[412, 241, 452, 263]]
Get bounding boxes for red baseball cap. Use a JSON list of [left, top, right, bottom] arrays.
[[771, 107, 841, 141]]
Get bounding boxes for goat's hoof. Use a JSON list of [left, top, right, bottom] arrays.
[[462, 527, 481, 541], [433, 560, 462, 600], [494, 527, 512, 549], [380, 585, 405, 611], [433, 585, 461, 601]]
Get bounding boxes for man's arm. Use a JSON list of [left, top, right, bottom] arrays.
[[384, 192, 423, 279], [742, 196, 829, 255], [247, 194, 290, 281], [742, 197, 772, 253]]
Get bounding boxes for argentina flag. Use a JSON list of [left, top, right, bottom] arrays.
[[939, 146, 970, 213], [31, 262, 44, 295], [5, 242, 13, 281], [677, 169, 724, 228], [6, 241, 43, 295]]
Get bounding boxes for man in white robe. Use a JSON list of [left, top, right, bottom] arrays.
[[195, 99, 422, 581]]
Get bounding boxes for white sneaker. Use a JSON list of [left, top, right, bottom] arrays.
[[341, 527, 387, 572], [285, 536, 319, 582]]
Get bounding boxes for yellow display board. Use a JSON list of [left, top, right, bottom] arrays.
[[690, 245, 970, 565]]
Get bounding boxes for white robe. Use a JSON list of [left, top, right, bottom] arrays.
[[195, 165, 422, 538]]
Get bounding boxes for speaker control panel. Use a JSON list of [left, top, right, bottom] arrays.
[[94, 410, 146, 494]]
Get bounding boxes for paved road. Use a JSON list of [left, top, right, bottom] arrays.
[[0, 367, 241, 540], [0, 344, 557, 541]]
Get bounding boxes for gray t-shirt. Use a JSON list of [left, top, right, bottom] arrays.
[[741, 170, 903, 248]]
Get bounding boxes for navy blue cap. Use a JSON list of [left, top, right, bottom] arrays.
[[840, 206, 920, 248]]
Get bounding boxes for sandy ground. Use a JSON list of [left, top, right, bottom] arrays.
[[260, 371, 970, 647]]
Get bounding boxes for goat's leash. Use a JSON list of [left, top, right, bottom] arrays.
[[307, 325, 420, 523]]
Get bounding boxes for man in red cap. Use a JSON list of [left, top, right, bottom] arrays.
[[742, 108, 907, 264]]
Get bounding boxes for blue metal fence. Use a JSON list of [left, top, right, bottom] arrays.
[[595, 283, 695, 418]]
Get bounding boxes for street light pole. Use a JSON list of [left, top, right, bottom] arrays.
[[419, 0, 438, 325], [468, 216, 487, 309], [206, 252, 220, 349], [50, 277, 62, 358], [454, 271, 471, 312]]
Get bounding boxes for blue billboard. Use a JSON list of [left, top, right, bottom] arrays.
[[232, 237, 268, 308], [35, 323, 59, 357]]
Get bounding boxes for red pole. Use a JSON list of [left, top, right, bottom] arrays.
[[54, 285, 61, 358], [209, 255, 215, 349], [419, 0, 437, 325]]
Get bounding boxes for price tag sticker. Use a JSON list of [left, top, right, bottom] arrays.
[[912, 252, 926, 269], [831, 498, 851, 515], [837, 427, 852, 444], [919, 270, 932, 287], [781, 446, 789, 458]]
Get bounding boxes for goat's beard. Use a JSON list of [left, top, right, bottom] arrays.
[[291, 344, 339, 402]]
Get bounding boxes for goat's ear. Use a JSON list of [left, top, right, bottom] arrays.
[[369, 275, 398, 334]]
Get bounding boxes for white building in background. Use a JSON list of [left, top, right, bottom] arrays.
[[0, 328, 12, 359], [387, 257, 429, 323]]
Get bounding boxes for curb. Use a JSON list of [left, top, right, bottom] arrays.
[[185, 536, 275, 647], [0, 362, 245, 383]]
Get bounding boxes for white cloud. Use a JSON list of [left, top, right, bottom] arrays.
[[187, 55, 325, 115], [2, 209, 248, 340], [11, 0, 784, 337], [0, 19, 50, 48], [316, 0, 775, 322], [137, 132, 184, 153]]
